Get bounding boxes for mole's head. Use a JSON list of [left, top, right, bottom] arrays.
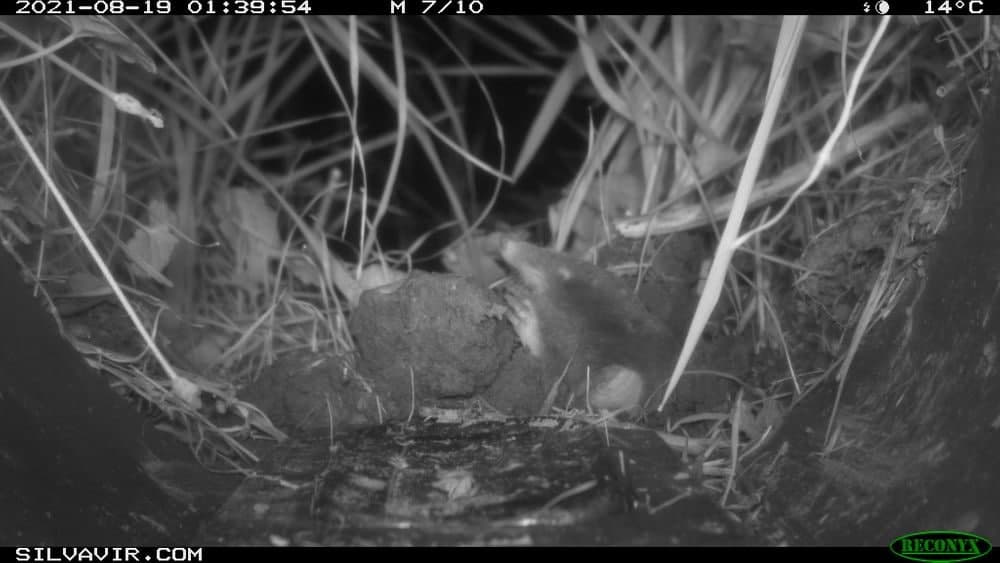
[[499, 239, 581, 296]]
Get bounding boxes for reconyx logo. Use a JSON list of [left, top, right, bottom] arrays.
[[890, 531, 992, 563]]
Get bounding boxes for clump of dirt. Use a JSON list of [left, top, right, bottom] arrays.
[[242, 271, 550, 432]]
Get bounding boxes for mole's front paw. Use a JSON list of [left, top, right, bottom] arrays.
[[577, 365, 645, 415], [503, 287, 543, 358]]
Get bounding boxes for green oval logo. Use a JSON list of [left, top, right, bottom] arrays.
[[890, 531, 992, 563]]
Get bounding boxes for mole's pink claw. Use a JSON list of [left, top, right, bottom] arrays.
[[503, 287, 544, 358], [577, 365, 645, 415]]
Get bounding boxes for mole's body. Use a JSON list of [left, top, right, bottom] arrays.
[[499, 239, 676, 415]]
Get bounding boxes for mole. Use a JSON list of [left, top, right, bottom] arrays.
[[498, 238, 677, 416]]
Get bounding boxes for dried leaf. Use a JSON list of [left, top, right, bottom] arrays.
[[125, 200, 179, 285]]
